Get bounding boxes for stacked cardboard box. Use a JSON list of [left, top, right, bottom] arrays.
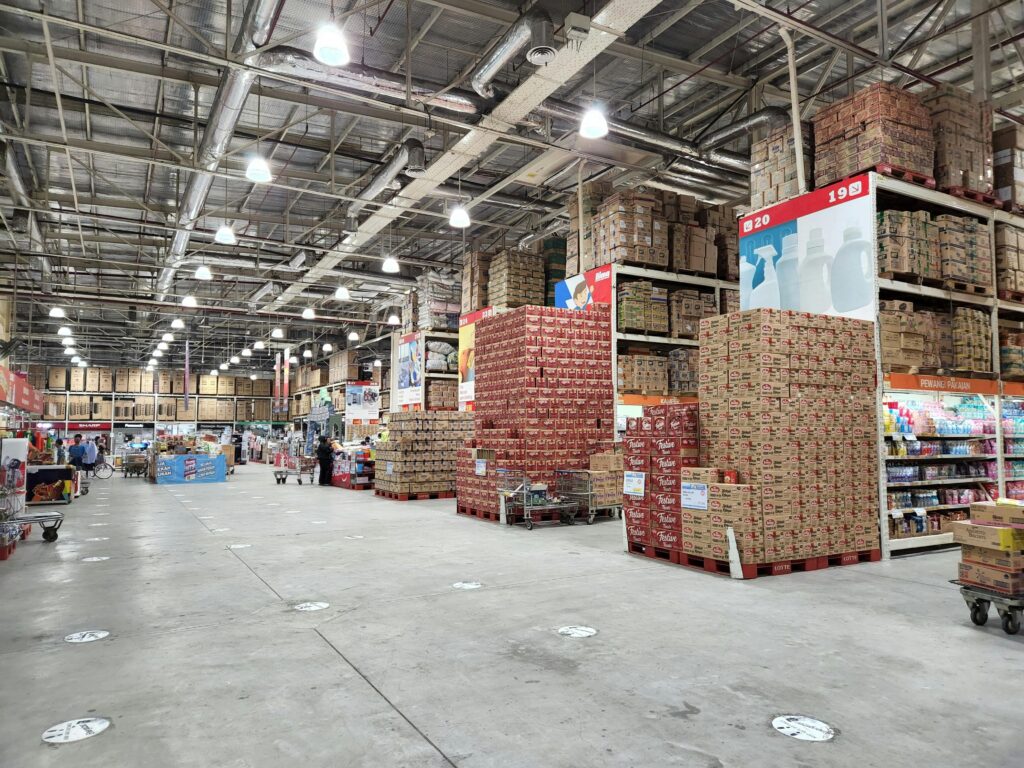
[[996, 222, 1024, 295], [954, 505, 1024, 596], [999, 330, 1024, 378], [587, 453, 625, 507], [994, 126, 1024, 209], [660, 190, 699, 225], [876, 210, 940, 279], [541, 238, 566, 306], [456, 305, 614, 515], [720, 288, 740, 314], [749, 122, 814, 209], [617, 354, 668, 394], [921, 84, 993, 193], [699, 206, 740, 280], [952, 306, 991, 372], [878, 300, 952, 369], [375, 412, 473, 496], [593, 190, 669, 268], [669, 289, 715, 339], [461, 251, 492, 314], [488, 249, 545, 308], [936, 215, 992, 288], [670, 223, 717, 274], [426, 378, 457, 410], [328, 351, 360, 383], [408, 271, 461, 331], [667, 348, 699, 394], [813, 83, 933, 187], [567, 180, 613, 274], [616, 281, 667, 334], [696, 309, 879, 563]]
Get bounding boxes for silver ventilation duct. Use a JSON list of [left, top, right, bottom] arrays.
[[518, 219, 568, 250], [249, 281, 279, 304], [469, 10, 556, 98], [156, 0, 286, 300], [697, 107, 789, 153], [423, 180, 563, 213], [1, 140, 53, 291], [347, 138, 425, 223], [642, 172, 744, 206]]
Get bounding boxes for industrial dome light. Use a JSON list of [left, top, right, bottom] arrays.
[[347, 330, 359, 342], [245, 156, 272, 184], [182, 295, 198, 308], [448, 205, 471, 229], [213, 226, 236, 246], [48, 307, 65, 318], [152, 349, 164, 358], [322, 343, 333, 353], [303, 349, 313, 359], [210, 369, 219, 376], [230, 355, 240, 364], [241, 348, 252, 357], [313, 24, 350, 67], [334, 285, 351, 301], [579, 105, 609, 139], [171, 318, 185, 329], [381, 256, 400, 273], [253, 340, 266, 350], [195, 264, 214, 280], [387, 313, 400, 326], [271, 328, 284, 339], [301, 307, 316, 320], [161, 333, 174, 342], [219, 362, 229, 370], [61, 337, 76, 346], [57, 326, 72, 337], [157, 342, 169, 351]]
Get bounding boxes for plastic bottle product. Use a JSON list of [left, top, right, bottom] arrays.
[[799, 227, 832, 313], [776, 233, 801, 310], [831, 225, 873, 312], [750, 244, 780, 309], [739, 256, 755, 310]]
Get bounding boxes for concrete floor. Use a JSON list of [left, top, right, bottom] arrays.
[[0, 464, 1020, 767]]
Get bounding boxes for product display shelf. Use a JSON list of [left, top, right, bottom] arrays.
[[886, 476, 991, 487], [390, 329, 459, 412], [617, 333, 698, 347], [885, 454, 997, 460], [888, 503, 970, 513], [889, 532, 956, 551]]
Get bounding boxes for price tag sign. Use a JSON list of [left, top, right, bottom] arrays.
[[681, 482, 708, 510], [474, 459, 487, 476], [904, 434, 918, 442], [386, 461, 394, 475], [890, 509, 905, 518], [623, 471, 645, 497], [913, 507, 926, 516]]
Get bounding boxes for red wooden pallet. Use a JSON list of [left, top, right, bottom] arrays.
[[628, 543, 881, 580], [337, 480, 373, 491], [879, 271, 922, 285], [456, 504, 500, 522], [375, 489, 454, 501], [20, 524, 31, 540], [854, 164, 936, 188], [942, 186, 1002, 208]]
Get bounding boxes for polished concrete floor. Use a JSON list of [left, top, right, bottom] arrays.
[[0, 463, 1020, 767]]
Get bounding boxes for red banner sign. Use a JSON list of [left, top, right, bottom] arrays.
[[885, 373, 999, 395], [739, 174, 871, 233]]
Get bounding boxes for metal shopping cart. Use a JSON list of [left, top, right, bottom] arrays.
[[953, 580, 1024, 635], [554, 469, 623, 525], [497, 470, 579, 530], [273, 455, 317, 484]]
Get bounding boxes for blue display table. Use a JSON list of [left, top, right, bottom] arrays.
[[154, 454, 227, 484]]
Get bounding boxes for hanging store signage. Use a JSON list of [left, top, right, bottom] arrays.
[[553, 265, 612, 310], [1003, 381, 1024, 397], [458, 307, 497, 411], [396, 332, 424, 408], [115, 422, 152, 429], [345, 382, 380, 424], [0, 366, 44, 414], [884, 373, 999, 395], [739, 174, 876, 321]]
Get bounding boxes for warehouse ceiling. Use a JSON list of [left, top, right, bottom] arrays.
[[0, 0, 1022, 371]]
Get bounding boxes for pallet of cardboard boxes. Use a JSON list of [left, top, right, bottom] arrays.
[[953, 503, 1024, 632], [994, 126, 1024, 211], [921, 84, 993, 195], [375, 412, 473, 500]]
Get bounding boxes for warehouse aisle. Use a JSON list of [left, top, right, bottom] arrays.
[[0, 465, 1020, 768]]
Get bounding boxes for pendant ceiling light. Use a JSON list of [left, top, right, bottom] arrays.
[[57, 326, 72, 337], [347, 330, 359, 342], [448, 205, 471, 228], [302, 307, 315, 320], [157, 342, 169, 351], [48, 307, 65, 318], [161, 333, 174, 342], [289, 355, 299, 364], [381, 256, 400, 273], [61, 337, 76, 346], [149, 358, 158, 366], [195, 264, 214, 281], [253, 340, 266, 350], [373, 359, 382, 367], [387, 313, 400, 325], [77, 360, 88, 368], [70, 355, 81, 364], [579, 106, 609, 139], [230, 355, 240, 364], [303, 349, 313, 359], [219, 362, 229, 370], [182, 295, 198, 308], [171, 318, 185, 329], [271, 328, 284, 339], [152, 349, 164, 358], [322, 343, 333, 352], [334, 285, 351, 301], [213, 226, 235, 246], [241, 348, 252, 357], [210, 369, 219, 376], [249, 373, 258, 381], [314, 23, 350, 67], [245, 156, 272, 184], [63, 347, 76, 356]]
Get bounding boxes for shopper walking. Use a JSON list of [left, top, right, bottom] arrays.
[[67, 434, 85, 470], [83, 438, 98, 476], [316, 436, 334, 486], [54, 439, 66, 465]]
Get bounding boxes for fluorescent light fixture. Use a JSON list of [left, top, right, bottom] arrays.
[[48, 307, 65, 318], [230, 355, 240, 364], [579, 105, 609, 139], [381, 256, 400, 273], [210, 369, 219, 376], [219, 362, 229, 370], [253, 340, 266, 350], [70, 356, 81, 364], [249, 374, 258, 381], [322, 343, 333, 352], [195, 264, 214, 280], [387, 313, 400, 325], [63, 347, 76, 356], [61, 337, 76, 346], [241, 348, 252, 357], [271, 328, 284, 339], [448, 205, 471, 228], [301, 307, 315, 320], [171, 318, 185, 330], [57, 326, 72, 337], [157, 342, 169, 351], [245, 156, 272, 184], [334, 285, 351, 301], [373, 359, 382, 367], [347, 330, 359, 341], [152, 349, 164, 358], [314, 23, 350, 66], [161, 333, 174, 342], [303, 349, 313, 359], [182, 295, 198, 308]]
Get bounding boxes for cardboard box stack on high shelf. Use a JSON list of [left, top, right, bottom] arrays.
[[813, 83, 934, 187], [994, 126, 1024, 209], [375, 412, 473, 497], [461, 250, 492, 314], [487, 248, 545, 308], [541, 237, 567, 307], [878, 299, 952, 370], [593, 190, 669, 269], [456, 305, 614, 516], [999, 329, 1024, 378], [720, 288, 741, 314], [617, 353, 668, 395], [406, 271, 461, 332], [699, 206, 740, 281], [936, 215, 993, 289], [669, 289, 715, 339], [876, 210, 941, 280], [921, 84, 993, 193], [566, 180, 613, 275], [952, 307, 992, 372], [616, 281, 668, 334], [426, 379, 457, 410], [995, 222, 1024, 296], [668, 348, 699, 394], [749, 122, 813, 210], [953, 503, 1024, 597]]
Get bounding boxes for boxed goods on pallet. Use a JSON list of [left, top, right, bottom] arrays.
[[328, 351, 360, 383], [994, 126, 1024, 209], [876, 210, 941, 280], [749, 122, 813, 209], [921, 84, 993, 193], [374, 412, 473, 497], [813, 83, 933, 187], [426, 378, 457, 410], [593, 190, 669, 269], [720, 288, 740, 314], [541, 238, 566, 307], [995, 222, 1024, 296], [1000, 330, 1024, 378], [670, 223, 717, 274], [878, 300, 952, 369], [955, 505, 1024, 596], [488, 249, 545, 308], [667, 348, 699, 394], [699, 206, 740, 280], [952, 306, 991, 372], [617, 354, 668, 394], [669, 289, 715, 339], [408, 271, 461, 331], [617, 281, 667, 334], [456, 305, 614, 516], [567, 180, 613, 273], [935, 215, 992, 288], [461, 251, 492, 314]]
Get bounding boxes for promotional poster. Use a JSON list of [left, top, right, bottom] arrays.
[[553, 265, 613, 310], [154, 453, 227, 484], [396, 332, 423, 408], [738, 175, 876, 321], [457, 307, 496, 411], [345, 383, 381, 423]]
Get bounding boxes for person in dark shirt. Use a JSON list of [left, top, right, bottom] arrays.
[[315, 436, 334, 486]]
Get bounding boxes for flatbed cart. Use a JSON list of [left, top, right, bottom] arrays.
[[274, 455, 317, 485], [1, 485, 63, 542], [122, 452, 148, 478], [497, 470, 579, 530], [953, 580, 1024, 635], [554, 469, 622, 525]]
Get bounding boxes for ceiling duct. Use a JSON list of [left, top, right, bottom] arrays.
[[155, 0, 286, 300], [424, 180, 562, 214], [470, 10, 556, 98], [346, 138, 425, 225], [518, 218, 568, 250], [0, 139, 53, 292], [249, 281, 279, 304]]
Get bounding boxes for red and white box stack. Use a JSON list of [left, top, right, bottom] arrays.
[[456, 305, 615, 517]]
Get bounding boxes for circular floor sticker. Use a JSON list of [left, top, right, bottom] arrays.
[[558, 625, 597, 638], [293, 602, 329, 612], [82, 556, 110, 562], [772, 715, 835, 742], [64, 630, 110, 643], [228, 544, 251, 550], [85, 537, 109, 542], [452, 581, 482, 590], [42, 717, 110, 744]]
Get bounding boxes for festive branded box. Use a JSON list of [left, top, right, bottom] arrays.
[[456, 305, 614, 515], [375, 412, 473, 496]]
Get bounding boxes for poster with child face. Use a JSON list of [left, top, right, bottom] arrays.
[[553, 265, 612, 310]]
